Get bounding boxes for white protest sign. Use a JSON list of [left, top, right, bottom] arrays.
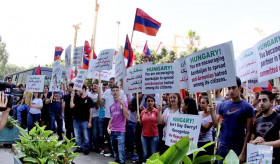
[[124, 62, 152, 94], [186, 41, 236, 93], [25, 75, 45, 92], [94, 49, 114, 71], [73, 46, 83, 66], [73, 69, 88, 91], [175, 57, 189, 89], [236, 47, 258, 82], [115, 49, 127, 83], [165, 113, 202, 146], [142, 63, 180, 94], [242, 79, 269, 88], [65, 45, 72, 79], [87, 59, 115, 80], [256, 31, 280, 83], [247, 143, 273, 164], [49, 60, 63, 92]]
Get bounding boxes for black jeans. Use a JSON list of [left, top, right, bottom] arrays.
[[65, 115, 75, 140]]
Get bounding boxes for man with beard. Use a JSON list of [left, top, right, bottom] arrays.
[[250, 90, 280, 164]]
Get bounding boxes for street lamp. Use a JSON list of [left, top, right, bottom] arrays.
[[116, 21, 120, 50]]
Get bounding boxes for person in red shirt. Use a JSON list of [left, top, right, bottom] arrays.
[[137, 95, 159, 162]]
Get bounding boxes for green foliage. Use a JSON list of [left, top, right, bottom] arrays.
[[223, 150, 239, 164], [0, 36, 9, 79], [15, 123, 79, 164], [0, 63, 25, 80], [5, 117, 18, 129]]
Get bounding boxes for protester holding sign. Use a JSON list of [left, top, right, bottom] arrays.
[[40, 86, 50, 130], [198, 96, 214, 155], [157, 93, 181, 151], [181, 97, 198, 115], [250, 90, 280, 164], [209, 76, 254, 163], [137, 95, 159, 162], [27, 92, 43, 131]]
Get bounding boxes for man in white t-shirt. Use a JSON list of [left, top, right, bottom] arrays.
[[100, 77, 127, 156]]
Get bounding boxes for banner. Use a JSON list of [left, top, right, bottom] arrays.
[[115, 49, 127, 83], [25, 75, 45, 92], [124, 62, 152, 94], [73, 69, 87, 91], [256, 31, 280, 82], [73, 46, 83, 66], [94, 49, 114, 71], [236, 47, 258, 82], [165, 113, 202, 146], [175, 57, 189, 89], [241, 79, 268, 88], [49, 60, 63, 92], [186, 41, 236, 93], [142, 63, 180, 94], [87, 59, 115, 80], [65, 45, 72, 79], [247, 143, 273, 164]]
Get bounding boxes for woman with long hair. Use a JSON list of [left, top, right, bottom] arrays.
[[40, 86, 50, 129], [181, 97, 198, 115], [27, 92, 43, 131], [137, 95, 159, 162], [157, 93, 182, 153]]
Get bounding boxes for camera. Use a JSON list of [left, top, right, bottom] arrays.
[[0, 81, 13, 111]]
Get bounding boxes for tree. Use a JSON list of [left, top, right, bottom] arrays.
[[187, 30, 200, 51], [0, 64, 25, 80], [0, 36, 9, 79]]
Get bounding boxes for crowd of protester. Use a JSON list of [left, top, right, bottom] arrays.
[[5, 57, 280, 164]]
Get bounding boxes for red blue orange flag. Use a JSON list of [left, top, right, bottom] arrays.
[[83, 41, 91, 70], [124, 35, 134, 68], [54, 47, 64, 61], [34, 65, 41, 75], [133, 8, 161, 36], [141, 41, 151, 56]]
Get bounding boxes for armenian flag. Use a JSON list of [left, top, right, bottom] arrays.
[[34, 65, 41, 75], [83, 41, 91, 70], [54, 47, 64, 61], [141, 41, 151, 56], [124, 35, 134, 68], [133, 8, 161, 36]]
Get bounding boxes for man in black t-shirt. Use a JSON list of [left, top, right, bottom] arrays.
[[62, 83, 78, 140], [250, 90, 280, 164], [70, 85, 95, 155]]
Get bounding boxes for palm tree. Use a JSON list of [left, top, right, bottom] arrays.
[[187, 30, 200, 51]]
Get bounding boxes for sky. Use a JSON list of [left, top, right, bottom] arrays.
[[0, 0, 280, 67]]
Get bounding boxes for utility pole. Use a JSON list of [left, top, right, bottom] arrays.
[[90, 0, 99, 58]]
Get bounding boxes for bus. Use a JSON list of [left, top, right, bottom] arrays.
[[4, 66, 65, 87]]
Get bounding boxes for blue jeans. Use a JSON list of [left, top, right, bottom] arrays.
[[141, 136, 159, 162], [217, 146, 242, 164], [12, 104, 20, 120], [91, 117, 99, 149], [50, 112, 63, 139], [17, 104, 30, 122], [27, 113, 41, 131], [126, 121, 137, 154], [74, 120, 90, 151], [110, 131, 126, 164], [98, 118, 105, 148]]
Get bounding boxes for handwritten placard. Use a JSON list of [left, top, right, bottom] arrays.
[[142, 63, 180, 94], [247, 143, 273, 164], [165, 113, 202, 146], [186, 41, 236, 93], [73, 69, 88, 91], [175, 57, 189, 89], [87, 59, 115, 80], [49, 60, 63, 92], [65, 45, 72, 79], [115, 49, 127, 82], [124, 62, 152, 94], [25, 75, 45, 92], [94, 49, 114, 71], [73, 46, 83, 66], [255, 31, 280, 82]]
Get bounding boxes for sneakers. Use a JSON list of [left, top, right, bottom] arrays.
[[84, 150, 89, 155], [74, 149, 82, 153], [131, 154, 139, 161], [100, 150, 104, 155], [104, 153, 112, 157], [125, 153, 133, 159]]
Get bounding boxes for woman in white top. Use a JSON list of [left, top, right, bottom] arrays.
[[157, 93, 182, 152], [27, 92, 43, 131], [198, 96, 214, 156]]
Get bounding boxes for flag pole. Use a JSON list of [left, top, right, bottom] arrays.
[[90, 0, 99, 58], [73, 23, 81, 76], [130, 8, 138, 45]]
